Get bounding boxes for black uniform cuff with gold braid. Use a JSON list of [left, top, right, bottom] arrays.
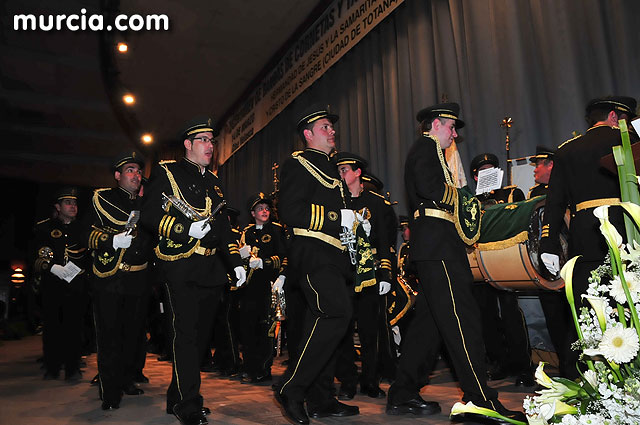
[[540, 224, 550, 238], [227, 243, 240, 256], [309, 203, 325, 231], [158, 214, 190, 242], [89, 228, 112, 250], [438, 184, 457, 211], [264, 255, 281, 270]]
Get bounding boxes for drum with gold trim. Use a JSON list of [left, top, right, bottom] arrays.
[[467, 200, 569, 291]]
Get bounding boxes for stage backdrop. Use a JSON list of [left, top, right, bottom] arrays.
[[218, 0, 640, 223]]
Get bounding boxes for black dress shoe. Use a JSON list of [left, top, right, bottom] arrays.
[[43, 370, 60, 380], [451, 399, 527, 424], [101, 401, 120, 410], [173, 404, 208, 425], [122, 383, 144, 395], [337, 384, 356, 400], [90, 374, 100, 386], [133, 372, 149, 383], [202, 406, 211, 415], [274, 391, 309, 425], [515, 372, 535, 387], [386, 396, 441, 416], [308, 400, 359, 418], [360, 384, 386, 398]]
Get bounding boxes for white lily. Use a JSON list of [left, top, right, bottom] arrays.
[[594, 205, 624, 250], [450, 401, 526, 425], [526, 414, 549, 425], [534, 362, 554, 388], [582, 294, 608, 332], [620, 201, 640, 230]]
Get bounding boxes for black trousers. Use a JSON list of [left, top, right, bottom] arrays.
[[41, 278, 87, 375], [390, 259, 498, 405], [164, 280, 222, 414], [278, 263, 352, 410], [238, 277, 274, 376], [93, 271, 148, 404], [211, 287, 241, 371], [335, 284, 381, 388]]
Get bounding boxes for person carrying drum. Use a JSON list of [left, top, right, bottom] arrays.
[[387, 102, 526, 423], [540, 95, 638, 379], [469, 153, 534, 387]]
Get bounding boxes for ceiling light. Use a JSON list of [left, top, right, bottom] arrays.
[[117, 43, 128, 53], [123, 94, 135, 105], [141, 134, 153, 144]]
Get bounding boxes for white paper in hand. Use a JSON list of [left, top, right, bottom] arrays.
[[60, 262, 82, 283], [476, 167, 504, 195]]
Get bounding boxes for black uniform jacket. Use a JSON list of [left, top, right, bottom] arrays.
[[86, 186, 150, 279], [405, 134, 465, 261], [141, 158, 242, 286], [540, 124, 625, 261], [241, 221, 288, 284], [278, 148, 350, 274], [349, 190, 393, 282], [33, 217, 87, 288]]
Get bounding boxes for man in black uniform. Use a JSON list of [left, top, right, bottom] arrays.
[[389, 103, 525, 422], [238, 192, 287, 384], [33, 187, 88, 382], [528, 146, 555, 198], [275, 105, 359, 424], [333, 153, 393, 400], [85, 152, 149, 410], [469, 153, 533, 386], [540, 96, 637, 378], [141, 117, 247, 425]]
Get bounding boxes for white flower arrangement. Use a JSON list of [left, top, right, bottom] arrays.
[[523, 203, 640, 424]]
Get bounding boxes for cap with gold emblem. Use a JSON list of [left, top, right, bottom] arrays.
[[247, 192, 274, 212], [112, 151, 145, 172], [416, 102, 465, 128], [529, 146, 556, 164], [56, 187, 78, 202], [296, 104, 339, 132], [361, 173, 383, 192], [181, 116, 219, 139], [586, 96, 637, 119]]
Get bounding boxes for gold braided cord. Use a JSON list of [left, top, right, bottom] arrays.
[[161, 164, 212, 216], [423, 133, 454, 186], [93, 189, 128, 226], [293, 153, 341, 189]]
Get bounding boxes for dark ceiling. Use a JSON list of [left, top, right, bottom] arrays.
[[0, 0, 324, 187]]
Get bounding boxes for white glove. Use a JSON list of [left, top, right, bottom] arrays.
[[541, 253, 560, 275], [249, 257, 263, 269], [112, 232, 133, 249], [379, 280, 391, 295], [50, 264, 65, 279], [272, 275, 286, 293], [239, 244, 252, 259], [361, 219, 371, 237], [341, 209, 356, 228], [188, 219, 211, 239], [234, 266, 247, 287]]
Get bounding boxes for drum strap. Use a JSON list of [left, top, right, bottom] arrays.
[[413, 208, 455, 224], [575, 198, 621, 212]]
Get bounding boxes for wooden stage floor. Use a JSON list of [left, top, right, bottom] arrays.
[[0, 336, 535, 425]]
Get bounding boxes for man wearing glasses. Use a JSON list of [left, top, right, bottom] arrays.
[[141, 117, 246, 425]]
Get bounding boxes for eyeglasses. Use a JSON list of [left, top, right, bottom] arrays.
[[193, 137, 217, 145]]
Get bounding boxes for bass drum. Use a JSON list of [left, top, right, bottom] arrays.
[[467, 201, 569, 291]]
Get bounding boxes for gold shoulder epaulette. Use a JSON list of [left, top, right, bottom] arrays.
[[558, 134, 581, 149], [503, 185, 518, 190], [159, 159, 177, 165], [36, 218, 51, 225], [94, 187, 111, 195], [291, 150, 303, 157], [272, 222, 283, 227], [368, 190, 385, 200], [243, 223, 256, 231]]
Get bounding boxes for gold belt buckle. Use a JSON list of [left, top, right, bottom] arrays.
[[120, 263, 131, 272]]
